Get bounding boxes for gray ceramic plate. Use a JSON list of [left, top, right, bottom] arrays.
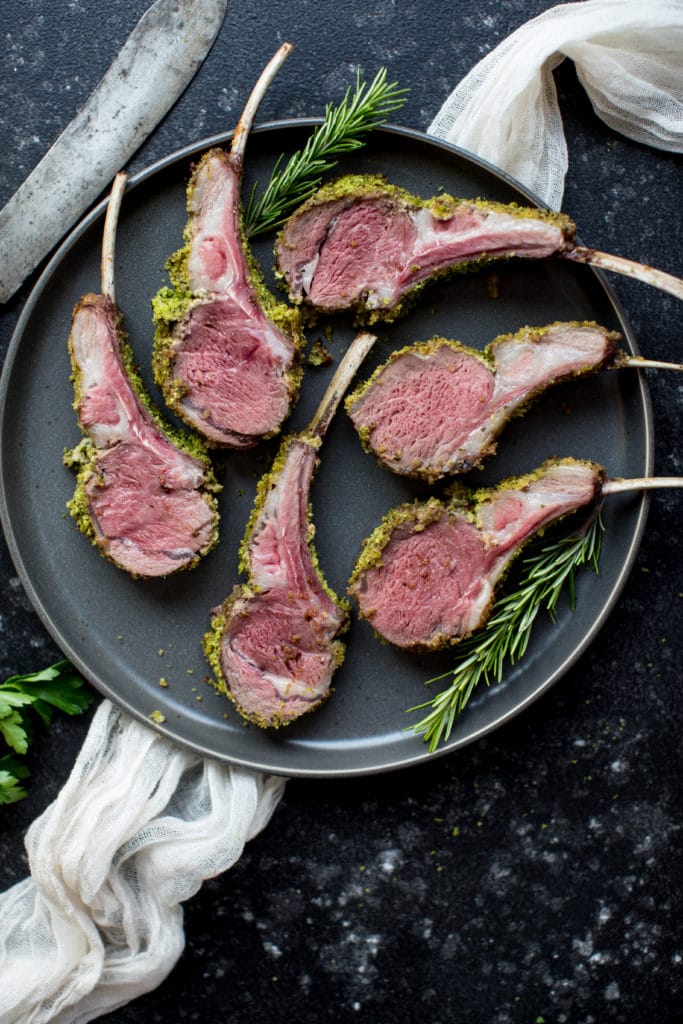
[[0, 122, 652, 777]]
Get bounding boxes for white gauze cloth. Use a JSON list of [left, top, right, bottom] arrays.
[[2, 3, 683, 1022], [428, 0, 683, 210], [0, 700, 285, 1024]]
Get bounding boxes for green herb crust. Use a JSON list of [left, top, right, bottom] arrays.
[[202, 589, 243, 710], [307, 338, 333, 366], [277, 172, 576, 231]]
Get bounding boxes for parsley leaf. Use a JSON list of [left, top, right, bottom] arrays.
[[4, 660, 93, 724], [0, 754, 30, 805], [0, 659, 94, 804], [0, 709, 30, 754]]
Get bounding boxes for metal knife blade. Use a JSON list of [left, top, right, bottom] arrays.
[[0, 0, 228, 304]]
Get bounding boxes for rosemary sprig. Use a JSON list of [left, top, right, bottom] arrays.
[[243, 68, 408, 237], [408, 512, 605, 752]]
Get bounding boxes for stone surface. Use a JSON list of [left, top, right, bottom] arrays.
[[0, 2, 680, 1022]]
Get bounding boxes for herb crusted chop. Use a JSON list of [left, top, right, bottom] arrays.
[[275, 173, 683, 322], [275, 174, 575, 323], [346, 321, 625, 481], [152, 45, 305, 449], [205, 331, 377, 728], [349, 458, 605, 651], [65, 174, 220, 578]]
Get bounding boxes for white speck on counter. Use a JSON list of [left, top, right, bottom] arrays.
[[379, 848, 402, 875], [217, 86, 240, 114], [597, 904, 612, 926], [351, 1, 397, 29], [573, 933, 594, 958]]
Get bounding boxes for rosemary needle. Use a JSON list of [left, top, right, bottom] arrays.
[[407, 512, 605, 753], [243, 67, 409, 237]]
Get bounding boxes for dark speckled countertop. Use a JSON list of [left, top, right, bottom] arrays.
[[0, 2, 681, 1022]]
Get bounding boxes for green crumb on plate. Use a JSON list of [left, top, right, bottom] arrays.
[[307, 338, 333, 366]]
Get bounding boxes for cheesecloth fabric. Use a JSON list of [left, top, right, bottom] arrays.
[[0, 701, 285, 1024], [2, 1, 682, 1022], [427, 0, 683, 210]]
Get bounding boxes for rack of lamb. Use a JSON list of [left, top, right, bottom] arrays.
[[275, 174, 683, 323], [64, 174, 220, 578], [205, 330, 377, 728], [346, 321, 681, 482], [153, 43, 304, 448]]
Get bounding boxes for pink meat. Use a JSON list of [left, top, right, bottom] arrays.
[[349, 459, 603, 649], [348, 342, 494, 478], [160, 149, 300, 447], [347, 323, 620, 480], [353, 513, 489, 649], [212, 438, 346, 726], [301, 197, 417, 309], [170, 300, 294, 446], [67, 294, 217, 577]]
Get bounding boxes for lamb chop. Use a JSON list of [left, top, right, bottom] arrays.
[[348, 458, 683, 651], [275, 174, 683, 323], [346, 321, 683, 482], [204, 330, 377, 728], [64, 173, 220, 578], [152, 43, 305, 448]]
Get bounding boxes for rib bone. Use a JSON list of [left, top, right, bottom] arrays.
[[563, 247, 683, 302]]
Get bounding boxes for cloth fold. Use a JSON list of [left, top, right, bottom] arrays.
[[3, 2, 683, 1021], [0, 701, 285, 1024], [427, 0, 683, 209]]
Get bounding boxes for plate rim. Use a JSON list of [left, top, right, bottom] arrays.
[[0, 120, 653, 777]]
